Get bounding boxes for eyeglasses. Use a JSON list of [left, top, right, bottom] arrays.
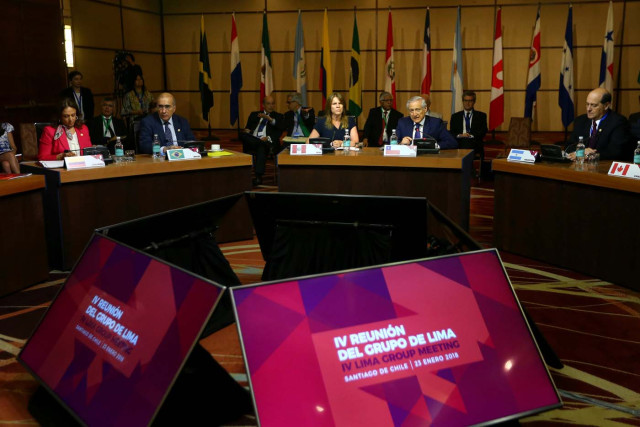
[[158, 104, 174, 110], [381, 98, 393, 102], [408, 108, 425, 114]]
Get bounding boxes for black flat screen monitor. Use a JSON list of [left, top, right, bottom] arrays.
[[308, 137, 333, 152], [245, 192, 428, 280], [98, 193, 245, 335], [182, 141, 205, 154], [414, 136, 439, 154]]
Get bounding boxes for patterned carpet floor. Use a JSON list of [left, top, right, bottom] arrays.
[[1, 134, 639, 425]]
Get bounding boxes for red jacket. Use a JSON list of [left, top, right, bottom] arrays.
[[38, 124, 92, 160]]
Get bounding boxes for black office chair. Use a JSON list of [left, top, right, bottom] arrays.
[[35, 122, 53, 144]]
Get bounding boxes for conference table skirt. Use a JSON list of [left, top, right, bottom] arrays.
[[21, 153, 253, 270]]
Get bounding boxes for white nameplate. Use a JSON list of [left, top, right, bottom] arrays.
[[608, 162, 640, 179], [64, 155, 106, 170], [167, 149, 202, 161], [383, 145, 417, 157], [290, 144, 323, 155], [507, 149, 537, 163]]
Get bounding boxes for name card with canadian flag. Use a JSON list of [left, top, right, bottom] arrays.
[[608, 162, 640, 179], [383, 145, 417, 157], [290, 144, 323, 155]]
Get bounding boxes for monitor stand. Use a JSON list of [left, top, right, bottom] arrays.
[[28, 344, 254, 426]]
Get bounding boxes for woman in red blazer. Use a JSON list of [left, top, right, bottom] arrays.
[[38, 98, 92, 161]]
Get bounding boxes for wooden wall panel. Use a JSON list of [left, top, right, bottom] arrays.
[[123, 8, 163, 52], [74, 48, 120, 95], [63, 0, 640, 133], [71, 0, 123, 49], [162, 0, 263, 14], [127, 0, 161, 13]]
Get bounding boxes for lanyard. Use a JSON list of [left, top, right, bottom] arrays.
[[103, 116, 112, 137], [73, 91, 83, 116]]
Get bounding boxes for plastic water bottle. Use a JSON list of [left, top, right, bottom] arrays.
[[152, 134, 162, 159], [634, 141, 640, 164], [390, 129, 398, 145], [114, 136, 124, 161], [343, 128, 351, 152], [576, 136, 585, 165]]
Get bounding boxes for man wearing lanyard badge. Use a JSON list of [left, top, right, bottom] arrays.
[[567, 88, 632, 161], [60, 71, 95, 121], [87, 98, 127, 149], [362, 91, 403, 147]]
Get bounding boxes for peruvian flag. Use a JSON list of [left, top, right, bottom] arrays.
[[489, 7, 504, 130], [421, 8, 431, 95], [384, 11, 396, 109]]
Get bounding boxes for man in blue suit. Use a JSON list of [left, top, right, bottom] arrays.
[[397, 96, 457, 149], [139, 92, 195, 154]]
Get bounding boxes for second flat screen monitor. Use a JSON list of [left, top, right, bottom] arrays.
[[232, 249, 561, 426]]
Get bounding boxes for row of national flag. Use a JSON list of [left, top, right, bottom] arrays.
[[197, 3, 623, 129], [529, 1, 615, 129]]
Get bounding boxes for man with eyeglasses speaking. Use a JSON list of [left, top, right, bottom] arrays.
[[139, 92, 195, 154], [362, 91, 403, 147], [396, 96, 457, 149]]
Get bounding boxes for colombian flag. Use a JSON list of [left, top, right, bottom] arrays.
[[319, 9, 332, 106]]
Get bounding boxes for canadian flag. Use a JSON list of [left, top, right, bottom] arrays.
[[608, 162, 630, 176]]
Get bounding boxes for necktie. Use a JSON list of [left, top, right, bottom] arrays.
[[103, 116, 112, 137], [294, 111, 302, 136], [464, 112, 471, 133], [257, 116, 268, 134], [414, 123, 422, 139], [589, 120, 597, 149], [163, 121, 172, 144]]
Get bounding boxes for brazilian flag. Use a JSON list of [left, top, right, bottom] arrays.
[[349, 13, 362, 117], [199, 15, 214, 122]]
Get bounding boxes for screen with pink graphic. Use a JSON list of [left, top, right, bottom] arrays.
[[232, 250, 561, 426], [19, 234, 224, 426]]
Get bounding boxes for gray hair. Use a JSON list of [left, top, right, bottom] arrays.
[[379, 91, 392, 101], [406, 96, 427, 110], [288, 92, 303, 105]]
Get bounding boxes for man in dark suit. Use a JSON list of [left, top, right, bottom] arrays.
[[628, 95, 640, 142], [283, 92, 315, 139], [60, 70, 95, 121], [362, 91, 403, 146], [138, 92, 195, 154], [397, 96, 457, 149], [240, 95, 284, 186], [568, 88, 632, 161], [449, 90, 488, 158], [87, 97, 127, 150]]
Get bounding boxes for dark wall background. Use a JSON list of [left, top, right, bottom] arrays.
[[0, 0, 67, 151]]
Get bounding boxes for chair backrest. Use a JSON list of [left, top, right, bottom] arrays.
[[35, 122, 51, 142], [506, 117, 531, 151], [19, 122, 53, 161]]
